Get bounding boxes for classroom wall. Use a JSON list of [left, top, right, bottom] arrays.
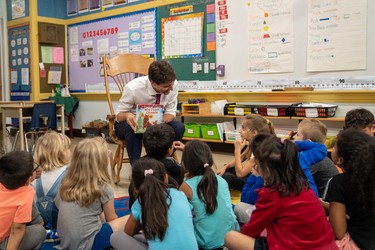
[[216, 0, 375, 80]]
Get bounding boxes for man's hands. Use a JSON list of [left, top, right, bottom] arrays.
[[125, 113, 136, 131]]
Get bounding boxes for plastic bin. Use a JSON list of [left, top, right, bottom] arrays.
[[292, 103, 338, 118], [224, 103, 254, 116], [183, 123, 201, 138], [201, 124, 221, 140], [253, 104, 297, 117]]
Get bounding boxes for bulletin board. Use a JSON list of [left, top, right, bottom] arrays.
[[8, 25, 30, 101], [157, 0, 216, 81], [38, 22, 67, 94], [67, 9, 157, 92]]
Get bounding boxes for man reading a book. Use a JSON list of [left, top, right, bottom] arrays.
[[115, 60, 184, 164]]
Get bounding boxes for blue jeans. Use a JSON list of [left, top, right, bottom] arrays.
[[115, 120, 185, 165]]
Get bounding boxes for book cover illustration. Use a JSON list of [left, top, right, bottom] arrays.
[[135, 104, 164, 133]]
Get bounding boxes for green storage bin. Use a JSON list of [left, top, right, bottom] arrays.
[[183, 123, 202, 138], [201, 124, 221, 140]]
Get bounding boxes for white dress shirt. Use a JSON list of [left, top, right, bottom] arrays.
[[115, 76, 179, 118]]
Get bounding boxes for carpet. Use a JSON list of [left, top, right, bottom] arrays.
[[114, 196, 130, 217], [41, 196, 130, 250]]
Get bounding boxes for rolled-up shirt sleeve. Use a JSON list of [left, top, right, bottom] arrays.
[[115, 84, 136, 117]]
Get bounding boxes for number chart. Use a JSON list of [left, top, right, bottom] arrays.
[[68, 9, 157, 91]]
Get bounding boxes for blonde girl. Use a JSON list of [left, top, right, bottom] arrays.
[[31, 131, 71, 228], [217, 114, 275, 190], [56, 137, 128, 250]]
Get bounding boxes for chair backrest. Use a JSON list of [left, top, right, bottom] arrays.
[[103, 54, 152, 116], [30, 103, 57, 130]]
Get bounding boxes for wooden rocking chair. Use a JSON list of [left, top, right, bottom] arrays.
[[103, 54, 152, 183]]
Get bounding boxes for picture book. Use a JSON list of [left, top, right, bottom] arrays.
[[135, 104, 164, 133]]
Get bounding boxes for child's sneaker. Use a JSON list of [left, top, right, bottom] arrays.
[[45, 228, 60, 243]]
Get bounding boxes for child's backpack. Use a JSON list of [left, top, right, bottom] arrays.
[[36, 169, 67, 228]]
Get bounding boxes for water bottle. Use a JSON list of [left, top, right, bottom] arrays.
[[55, 84, 61, 97]]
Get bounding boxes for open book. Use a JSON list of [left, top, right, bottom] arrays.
[[135, 104, 164, 133]]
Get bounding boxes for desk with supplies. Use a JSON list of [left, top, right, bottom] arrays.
[[1, 102, 65, 152]]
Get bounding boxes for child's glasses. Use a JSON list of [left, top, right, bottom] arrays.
[[33, 162, 41, 172]]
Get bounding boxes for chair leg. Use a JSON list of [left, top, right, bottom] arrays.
[[12, 131, 20, 151], [24, 133, 29, 152], [113, 145, 121, 184], [117, 146, 125, 183]]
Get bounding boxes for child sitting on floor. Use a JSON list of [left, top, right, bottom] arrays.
[[56, 137, 128, 250], [224, 134, 337, 250], [127, 124, 185, 207], [294, 119, 339, 197], [180, 140, 239, 249], [325, 129, 375, 249], [217, 114, 276, 191], [31, 131, 71, 229], [0, 151, 46, 250], [110, 157, 198, 250]]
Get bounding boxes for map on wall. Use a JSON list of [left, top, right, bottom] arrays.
[[68, 9, 157, 91], [307, 0, 367, 72]]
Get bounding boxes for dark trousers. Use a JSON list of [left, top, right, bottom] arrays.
[[222, 167, 249, 191], [115, 120, 185, 165]]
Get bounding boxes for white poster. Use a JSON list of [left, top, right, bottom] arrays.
[[248, 0, 294, 73], [21, 68, 29, 85], [11, 0, 26, 19], [307, 0, 367, 72]]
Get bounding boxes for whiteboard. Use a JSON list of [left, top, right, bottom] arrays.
[[215, 0, 375, 80]]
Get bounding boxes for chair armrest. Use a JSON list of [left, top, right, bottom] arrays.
[[106, 115, 118, 139]]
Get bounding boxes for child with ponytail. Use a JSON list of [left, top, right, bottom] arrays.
[[110, 157, 198, 250], [180, 140, 239, 250], [224, 134, 336, 250]]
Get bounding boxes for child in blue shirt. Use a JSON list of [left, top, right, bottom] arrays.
[[110, 157, 198, 250], [179, 140, 239, 249]]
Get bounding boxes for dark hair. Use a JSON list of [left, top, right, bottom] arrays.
[[344, 108, 375, 130], [148, 60, 176, 85], [181, 140, 217, 214], [143, 124, 175, 160], [335, 129, 375, 214], [132, 157, 170, 240], [0, 151, 33, 189], [250, 133, 308, 197], [159, 157, 184, 186]]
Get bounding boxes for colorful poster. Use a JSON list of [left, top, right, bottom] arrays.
[[162, 13, 204, 59], [53, 47, 64, 64], [41, 46, 53, 64], [8, 25, 30, 100], [247, 0, 294, 73], [11, 0, 26, 19], [307, 0, 367, 72], [68, 9, 156, 91]]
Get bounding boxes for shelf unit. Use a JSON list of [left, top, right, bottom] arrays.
[[179, 112, 345, 144]]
